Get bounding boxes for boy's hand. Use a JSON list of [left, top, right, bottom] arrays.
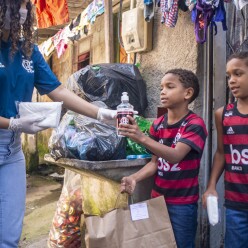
[[118, 115, 145, 142], [202, 188, 218, 208], [120, 176, 136, 195]]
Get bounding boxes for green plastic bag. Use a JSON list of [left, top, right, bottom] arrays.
[[126, 116, 152, 155]]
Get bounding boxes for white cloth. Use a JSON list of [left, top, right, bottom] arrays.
[[233, 0, 248, 10], [19, 102, 63, 128], [206, 195, 219, 226]]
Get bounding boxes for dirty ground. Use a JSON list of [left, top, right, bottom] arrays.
[[19, 174, 63, 248]]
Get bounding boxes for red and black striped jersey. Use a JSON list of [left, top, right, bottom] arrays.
[[149, 111, 207, 205], [223, 102, 248, 211]]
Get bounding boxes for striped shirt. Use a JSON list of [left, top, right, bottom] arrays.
[[150, 111, 207, 204], [223, 102, 248, 211]]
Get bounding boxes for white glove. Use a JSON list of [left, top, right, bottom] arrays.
[[97, 108, 138, 122], [8, 116, 47, 134], [97, 108, 117, 121]]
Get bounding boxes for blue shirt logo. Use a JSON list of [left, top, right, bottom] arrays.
[[22, 56, 34, 73]]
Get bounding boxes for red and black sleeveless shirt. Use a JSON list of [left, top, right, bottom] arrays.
[[149, 111, 207, 205], [223, 102, 248, 210]]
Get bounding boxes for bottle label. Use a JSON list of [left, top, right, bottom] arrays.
[[117, 111, 134, 129]]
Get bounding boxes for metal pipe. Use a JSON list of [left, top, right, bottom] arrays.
[[199, 26, 214, 248], [127, 0, 135, 63], [130, 0, 135, 9], [104, 0, 114, 63]]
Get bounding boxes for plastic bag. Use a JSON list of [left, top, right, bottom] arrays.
[[73, 63, 148, 115], [18, 102, 62, 128], [49, 104, 126, 161], [126, 116, 152, 155], [48, 170, 83, 248], [206, 194, 219, 226], [48, 111, 76, 159], [66, 70, 86, 100], [65, 114, 126, 161]]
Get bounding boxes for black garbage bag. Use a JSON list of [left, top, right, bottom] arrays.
[[75, 63, 148, 115]]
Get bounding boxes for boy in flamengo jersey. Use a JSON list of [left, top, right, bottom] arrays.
[[119, 68, 208, 248], [203, 52, 248, 248]]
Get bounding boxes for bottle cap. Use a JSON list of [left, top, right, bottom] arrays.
[[126, 154, 152, 160], [121, 92, 129, 101]]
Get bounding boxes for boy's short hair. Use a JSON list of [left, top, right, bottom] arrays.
[[227, 51, 248, 66], [165, 69, 199, 103]]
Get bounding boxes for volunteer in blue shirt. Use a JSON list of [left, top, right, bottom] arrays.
[[0, 0, 115, 246]]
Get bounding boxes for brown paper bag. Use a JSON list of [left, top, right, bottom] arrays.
[[85, 196, 177, 248]]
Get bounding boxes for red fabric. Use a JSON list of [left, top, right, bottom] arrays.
[[34, 0, 69, 28]]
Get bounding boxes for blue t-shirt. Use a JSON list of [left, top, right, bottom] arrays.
[[0, 40, 61, 118]]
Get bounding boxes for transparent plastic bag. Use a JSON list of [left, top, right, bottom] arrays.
[[48, 170, 83, 248], [65, 114, 126, 161], [66, 70, 86, 100], [48, 111, 76, 160], [49, 102, 126, 161]]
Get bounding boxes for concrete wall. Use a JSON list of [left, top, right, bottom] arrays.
[[137, 9, 202, 117], [90, 15, 106, 64]]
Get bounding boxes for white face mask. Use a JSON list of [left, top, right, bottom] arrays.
[[3, 7, 28, 30], [3, 8, 11, 30], [19, 8, 28, 25]]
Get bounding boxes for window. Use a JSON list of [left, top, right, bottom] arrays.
[[77, 52, 90, 70]]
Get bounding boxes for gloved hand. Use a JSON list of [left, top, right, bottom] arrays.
[[97, 108, 138, 122], [8, 116, 47, 134], [97, 108, 117, 121]]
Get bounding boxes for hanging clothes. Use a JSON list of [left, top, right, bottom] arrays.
[[226, 2, 248, 52], [144, 0, 154, 4], [144, 0, 155, 21], [38, 37, 54, 59], [52, 28, 69, 58], [178, 0, 189, 11], [192, 0, 228, 43], [160, 0, 179, 27], [233, 0, 248, 10], [33, 0, 69, 28], [185, 0, 197, 10], [87, 0, 105, 24]]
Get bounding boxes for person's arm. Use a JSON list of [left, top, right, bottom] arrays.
[[120, 155, 158, 194], [47, 85, 99, 119], [118, 116, 191, 164], [202, 107, 225, 208], [47, 85, 116, 121], [0, 117, 10, 129]]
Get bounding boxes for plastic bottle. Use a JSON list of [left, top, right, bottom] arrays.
[[117, 92, 134, 137]]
